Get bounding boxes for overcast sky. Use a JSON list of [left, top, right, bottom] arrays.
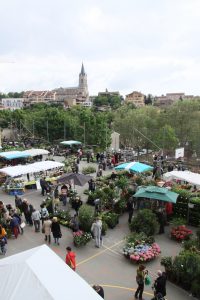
[[0, 0, 200, 96]]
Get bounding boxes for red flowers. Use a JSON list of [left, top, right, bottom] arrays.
[[171, 225, 192, 242]]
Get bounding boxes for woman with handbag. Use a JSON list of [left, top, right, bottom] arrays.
[[51, 217, 61, 245], [135, 264, 146, 299]]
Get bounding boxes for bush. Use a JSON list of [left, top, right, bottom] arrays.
[[114, 198, 127, 214], [115, 176, 129, 190], [82, 165, 96, 175], [78, 205, 94, 232], [129, 209, 159, 236], [171, 217, 187, 227], [102, 212, 119, 229], [160, 256, 173, 270]]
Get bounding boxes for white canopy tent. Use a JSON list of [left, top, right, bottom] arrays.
[[164, 170, 200, 186], [0, 245, 101, 300], [0, 161, 64, 177], [22, 149, 49, 156]]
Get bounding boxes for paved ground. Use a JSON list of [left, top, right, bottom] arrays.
[[0, 159, 195, 300]]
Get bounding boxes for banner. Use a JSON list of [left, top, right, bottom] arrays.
[[175, 147, 184, 159]]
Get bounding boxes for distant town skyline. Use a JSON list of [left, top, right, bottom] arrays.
[[0, 0, 200, 96]]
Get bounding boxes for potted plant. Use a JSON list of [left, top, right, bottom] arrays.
[[129, 209, 159, 236], [73, 230, 92, 247], [171, 225, 193, 242], [123, 232, 161, 263]]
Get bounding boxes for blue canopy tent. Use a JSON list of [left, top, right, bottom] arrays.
[[0, 151, 30, 160], [115, 161, 153, 173]]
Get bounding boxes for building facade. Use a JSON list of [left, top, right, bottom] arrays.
[[54, 63, 89, 107], [125, 91, 145, 107], [22, 63, 89, 107], [154, 93, 199, 107], [1, 98, 24, 110]]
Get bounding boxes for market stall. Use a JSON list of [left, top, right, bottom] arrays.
[[115, 161, 153, 173], [0, 151, 31, 167], [22, 148, 49, 159], [0, 161, 64, 193], [60, 140, 82, 146], [164, 170, 200, 187], [2, 178, 25, 195]]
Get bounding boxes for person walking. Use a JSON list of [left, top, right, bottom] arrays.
[[42, 217, 52, 244], [65, 246, 76, 271], [93, 285, 104, 299], [127, 196, 134, 224], [51, 217, 61, 245], [40, 204, 49, 225], [31, 208, 41, 232], [21, 199, 33, 226], [135, 264, 146, 299], [9, 215, 20, 239], [91, 217, 102, 248]]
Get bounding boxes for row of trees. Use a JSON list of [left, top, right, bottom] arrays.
[[0, 104, 112, 149], [113, 100, 200, 156], [0, 99, 199, 155], [0, 92, 24, 99]]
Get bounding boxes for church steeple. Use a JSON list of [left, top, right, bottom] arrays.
[[80, 63, 85, 76]]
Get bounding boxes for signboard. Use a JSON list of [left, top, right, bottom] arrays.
[[175, 148, 184, 159]]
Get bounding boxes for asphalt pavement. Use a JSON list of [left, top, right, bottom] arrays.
[[0, 159, 195, 300]]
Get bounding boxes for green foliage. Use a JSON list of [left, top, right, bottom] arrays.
[[171, 217, 187, 227], [93, 94, 122, 109], [82, 165, 96, 175], [160, 256, 173, 270], [134, 176, 144, 185], [129, 209, 159, 235], [114, 198, 127, 214], [126, 232, 155, 245], [78, 205, 94, 232], [102, 212, 119, 228], [115, 176, 129, 190]]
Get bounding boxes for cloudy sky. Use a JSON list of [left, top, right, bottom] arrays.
[[0, 0, 200, 96]]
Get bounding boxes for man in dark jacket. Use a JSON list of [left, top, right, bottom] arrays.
[[127, 196, 134, 224], [152, 270, 166, 299]]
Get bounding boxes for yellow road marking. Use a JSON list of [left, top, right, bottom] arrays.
[[77, 240, 123, 266], [102, 245, 120, 255], [93, 284, 154, 297]]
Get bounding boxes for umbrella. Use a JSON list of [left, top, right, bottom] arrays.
[[115, 161, 153, 173], [133, 186, 178, 203], [60, 140, 82, 146], [57, 173, 92, 186]]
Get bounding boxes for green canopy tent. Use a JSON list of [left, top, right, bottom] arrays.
[[133, 186, 178, 203]]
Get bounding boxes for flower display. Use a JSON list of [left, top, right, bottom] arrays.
[[123, 233, 161, 263], [73, 230, 92, 247], [171, 225, 193, 242]]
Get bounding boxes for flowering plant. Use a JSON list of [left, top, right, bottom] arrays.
[[73, 230, 92, 247], [123, 233, 161, 263], [171, 225, 192, 242]]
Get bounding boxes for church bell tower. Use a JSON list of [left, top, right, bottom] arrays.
[[79, 63, 88, 97]]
